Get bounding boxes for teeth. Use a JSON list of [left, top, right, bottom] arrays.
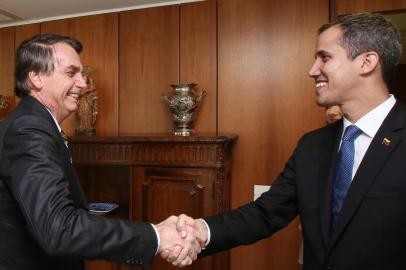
[[68, 93, 79, 99], [316, 81, 327, 88]]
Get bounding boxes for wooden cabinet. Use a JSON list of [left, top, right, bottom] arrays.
[[68, 134, 237, 270]]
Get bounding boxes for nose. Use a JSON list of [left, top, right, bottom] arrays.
[[76, 73, 87, 89], [308, 59, 321, 78]]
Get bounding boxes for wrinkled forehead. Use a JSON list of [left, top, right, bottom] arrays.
[[51, 42, 83, 70]]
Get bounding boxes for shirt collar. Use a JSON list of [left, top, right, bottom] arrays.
[[45, 107, 62, 132], [342, 94, 396, 138]]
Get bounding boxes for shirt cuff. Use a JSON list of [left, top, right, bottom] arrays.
[[200, 219, 211, 248], [151, 223, 160, 255]]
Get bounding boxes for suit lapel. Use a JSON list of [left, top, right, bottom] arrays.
[[319, 122, 342, 248], [21, 96, 88, 208], [328, 102, 406, 250]]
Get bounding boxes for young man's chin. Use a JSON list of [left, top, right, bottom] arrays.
[[316, 97, 334, 107]]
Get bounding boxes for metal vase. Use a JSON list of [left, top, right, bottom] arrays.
[[162, 83, 206, 136]]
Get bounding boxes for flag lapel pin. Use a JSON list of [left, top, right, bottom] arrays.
[[382, 137, 391, 147]]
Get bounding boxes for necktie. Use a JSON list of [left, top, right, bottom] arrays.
[[331, 125, 362, 228], [60, 130, 73, 163], [60, 130, 69, 149]]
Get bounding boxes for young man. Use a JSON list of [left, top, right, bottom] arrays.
[[170, 13, 406, 270]]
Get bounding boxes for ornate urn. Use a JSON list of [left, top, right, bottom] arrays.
[[162, 83, 206, 136], [75, 67, 98, 136]]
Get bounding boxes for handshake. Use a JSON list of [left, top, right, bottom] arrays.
[[155, 214, 208, 267]]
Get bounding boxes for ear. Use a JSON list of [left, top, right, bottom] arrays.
[[358, 51, 379, 75], [28, 71, 44, 90]]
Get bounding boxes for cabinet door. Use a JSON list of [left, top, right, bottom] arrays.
[[77, 164, 131, 220], [77, 164, 131, 270], [132, 167, 227, 270]]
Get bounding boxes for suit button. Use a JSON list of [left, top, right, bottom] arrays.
[[326, 265, 333, 270]]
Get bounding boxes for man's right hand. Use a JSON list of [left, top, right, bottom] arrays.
[[159, 214, 208, 267]]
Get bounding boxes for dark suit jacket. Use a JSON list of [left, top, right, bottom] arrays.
[[203, 102, 406, 270], [0, 96, 157, 270]]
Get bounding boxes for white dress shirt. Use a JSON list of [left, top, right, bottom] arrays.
[[341, 94, 396, 180]]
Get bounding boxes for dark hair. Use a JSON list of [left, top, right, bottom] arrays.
[[318, 13, 402, 88], [14, 34, 83, 97]]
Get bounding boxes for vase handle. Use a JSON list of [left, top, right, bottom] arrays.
[[197, 89, 207, 102]]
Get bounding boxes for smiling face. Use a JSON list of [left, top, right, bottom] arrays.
[[308, 26, 360, 108], [30, 42, 86, 123]]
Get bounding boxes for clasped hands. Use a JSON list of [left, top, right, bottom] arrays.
[[155, 214, 207, 267]]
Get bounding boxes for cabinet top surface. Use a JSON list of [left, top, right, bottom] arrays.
[[68, 133, 238, 144]]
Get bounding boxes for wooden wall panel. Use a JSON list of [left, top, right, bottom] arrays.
[[15, 24, 40, 46], [0, 26, 15, 116], [180, 0, 217, 133], [334, 0, 406, 16], [12, 24, 42, 110], [119, 6, 179, 134], [41, 14, 119, 136], [217, 0, 328, 269]]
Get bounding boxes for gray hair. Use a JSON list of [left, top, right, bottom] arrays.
[[14, 34, 82, 97]]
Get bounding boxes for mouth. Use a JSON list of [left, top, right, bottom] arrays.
[[67, 92, 80, 102], [315, 80, 328, 94]]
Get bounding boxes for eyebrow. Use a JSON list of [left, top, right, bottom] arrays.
[[314, 50, 331, 59], [65, 65, 81, 73]]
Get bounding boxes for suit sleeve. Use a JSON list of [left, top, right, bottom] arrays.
[[202, 138, 301, 256], [2, 115, 157, 267]]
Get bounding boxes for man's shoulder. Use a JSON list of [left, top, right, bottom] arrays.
[[4, 96, 55, 127], [394, 100, 406, 117], [300, 121, 341, 144], [1, 100, 57, 140], [288, 122, 341, 158]]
